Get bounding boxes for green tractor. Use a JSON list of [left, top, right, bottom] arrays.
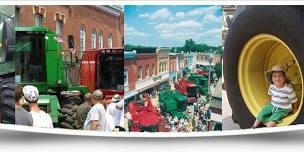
[[158, 89, 188, 119], [15, 26, 88, 129], [0, 11, 15, 124], [188, 74, 208, 96]]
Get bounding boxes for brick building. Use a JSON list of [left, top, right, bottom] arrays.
[[16, 5, 124, 56], [124, 51, 137, 101], [169, 53, 177, 85], [156, 48, 170, 91]]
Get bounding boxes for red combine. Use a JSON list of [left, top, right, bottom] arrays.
[[174, 78, 199, 103], [128, 95, 168, 132], [195, 68, 208, 76], [80, 48, 124, 103]]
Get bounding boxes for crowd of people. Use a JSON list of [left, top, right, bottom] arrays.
[[15, 85, 125, 132]]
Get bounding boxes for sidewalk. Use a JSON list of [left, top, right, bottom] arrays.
[[222, 90, 241, 130]]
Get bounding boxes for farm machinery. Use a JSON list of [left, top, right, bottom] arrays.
[[15, 26, 88, 129], [188, 74, 208, 96], [127, 95, 163, 132], [80, 48, 124, 104], [158, 89, 188, 119], [174, 78, 199, 103], [0, 10, 15, 124]]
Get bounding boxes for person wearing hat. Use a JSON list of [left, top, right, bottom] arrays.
[[83, 90, 106, 131], [23, 85, 53, 128], [252, 65, 298, 128], [15, 85, 33, 126], [105, 94, 125, 131]]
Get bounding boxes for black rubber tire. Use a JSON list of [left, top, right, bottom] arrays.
[[61, 107, 74, 116], [0, 77, 15, 124], [60, 96, 81, 129], [60, 122, 73, 129], [62, 103, 74, 109], [224, 6, 304, 128]]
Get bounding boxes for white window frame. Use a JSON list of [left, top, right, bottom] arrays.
[[80, 25, 86, 55], [91, 29, 96, 48], [108, 33, 113, 48], [56, 20, 63, 35], [98, 32, 103, 49], [34, 14, 43, 26]]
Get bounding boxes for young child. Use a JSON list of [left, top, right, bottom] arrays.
[[252, 65, 298, 128]]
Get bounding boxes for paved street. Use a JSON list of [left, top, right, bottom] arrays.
[[222, 90, 241, 130]]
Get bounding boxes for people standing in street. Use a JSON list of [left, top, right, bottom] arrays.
[[106, 94, 125, 132], [75, 93, 93, 129], [23, 85, 53, 128], [15, 85, 33, 126], [83, 90, 106, 131]]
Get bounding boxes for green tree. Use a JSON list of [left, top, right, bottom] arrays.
[[184, 39, 196, 53]]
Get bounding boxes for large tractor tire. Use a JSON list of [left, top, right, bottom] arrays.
[[60, 96, 81, 129], [0, 77, 15, 124], [224, 6, 304, 128]]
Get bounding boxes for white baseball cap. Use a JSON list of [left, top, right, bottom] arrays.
[[23, 85, 39, 102]]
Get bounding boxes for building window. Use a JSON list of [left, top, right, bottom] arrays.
[[34, 14, 43, 26], [124, 69, 128, 85], [152, 64, 155, 76], [108, 33, 113, 48], [56, 20, 63, 35], [145, 65, 149, 78], [91, 29, 96, 48], [80, 25, 86, 54], [138, 66, 142, 80], [16, 7, 20, 26], [98, 32, 103, 49]]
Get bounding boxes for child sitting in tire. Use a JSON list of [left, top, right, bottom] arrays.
[[252, 65, 298, 128]]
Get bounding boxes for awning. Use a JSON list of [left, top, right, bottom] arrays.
[[124, 90, 138, 100]]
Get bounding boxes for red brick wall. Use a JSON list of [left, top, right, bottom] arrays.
[[136, 54, 157, 79], [18, 5, 124, 55], [125, 59, 137, 91]]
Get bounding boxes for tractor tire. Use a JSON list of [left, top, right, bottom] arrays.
[[60, 96, 81, 129], [61, 107, 74, 116], [0, 77, 15, 124], [60, 122, 73, 129], [62, 103, 74, 109], [224, 6, 304, 128]]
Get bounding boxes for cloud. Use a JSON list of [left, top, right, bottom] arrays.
[[138, 8, 173, 20], [139, 13, 149, 18], [202, 14, 222, 23], [125, 24, 150, 37], [204, 28, 221, 35], [155, 20, 202, 31], [176, 12, 185, 18], [186, 6, 220, 17]]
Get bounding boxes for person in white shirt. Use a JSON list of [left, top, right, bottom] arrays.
[[106, 94, 125, 132], [83, 90, 106, 131], [252, 65, 298, 128], [23, 85, 53, 128]]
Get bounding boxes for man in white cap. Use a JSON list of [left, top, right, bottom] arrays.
[[106, 94, 125, 131], [23, 85, 53, 128]]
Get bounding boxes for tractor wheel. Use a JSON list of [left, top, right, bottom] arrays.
[[224, 6, 304, 128], [0, 77, 15, 124], [60, 122, 73, 129], [60, 96, 81, 129], [61, 107, 74, 116]]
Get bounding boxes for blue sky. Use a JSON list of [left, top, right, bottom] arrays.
[[125, 5, 222, 47]]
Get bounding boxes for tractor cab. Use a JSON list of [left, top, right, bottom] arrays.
[[175, 79, 199, 103], [80, 48, 124, 103], [188, 74, 208, 95]]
